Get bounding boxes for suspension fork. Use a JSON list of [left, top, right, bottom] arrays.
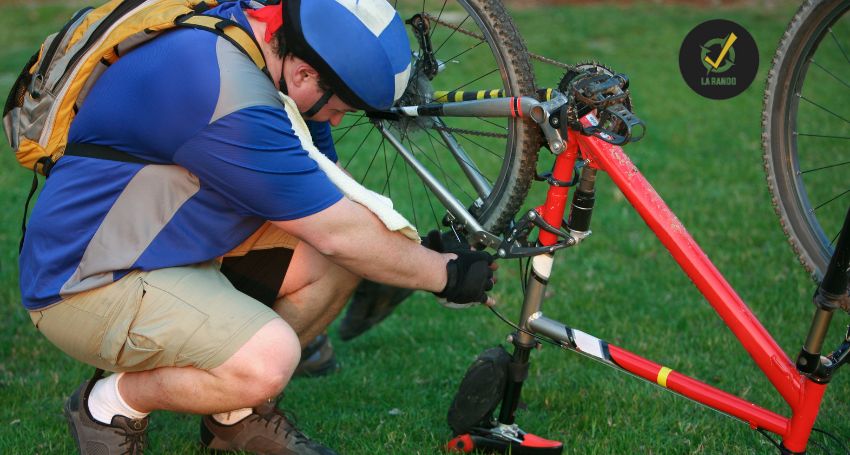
[[498, 140, 582, 424]]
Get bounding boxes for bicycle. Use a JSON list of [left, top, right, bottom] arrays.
[[331, 1, 850, 453]]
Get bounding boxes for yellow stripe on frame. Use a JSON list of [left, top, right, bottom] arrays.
[[657, 367, 672, 388], [476, 90, 486, 100], [490, 89, 500, 98], [454, 91, 463, 102]]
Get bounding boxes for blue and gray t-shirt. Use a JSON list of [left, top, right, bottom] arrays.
[[19, 1, 343, 310]]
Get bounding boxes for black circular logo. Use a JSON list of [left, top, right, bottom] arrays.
[[679, 19, 758, 100]]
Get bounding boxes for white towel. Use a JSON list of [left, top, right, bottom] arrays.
[[279, 92, 420, 243]]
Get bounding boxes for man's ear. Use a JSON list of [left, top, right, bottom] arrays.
[[289, 60, 319, 89]]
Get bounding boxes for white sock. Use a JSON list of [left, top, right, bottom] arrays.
[[212, 408, 253, 425], [87, 373, 149, 424]]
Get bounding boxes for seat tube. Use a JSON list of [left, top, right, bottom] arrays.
[[499, 141, 579, 425], [783, 380, 827, 453]]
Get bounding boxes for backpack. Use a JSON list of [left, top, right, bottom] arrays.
[[2, 0, 268, 250], [3, 0, 267, 176]]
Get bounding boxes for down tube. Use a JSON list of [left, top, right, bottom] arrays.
[[572, 131, 829, 451]]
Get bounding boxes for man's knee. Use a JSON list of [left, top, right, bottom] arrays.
[[213, 318, 300, 405]]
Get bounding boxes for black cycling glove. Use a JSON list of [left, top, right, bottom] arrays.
[[424, 230, 495, 307]]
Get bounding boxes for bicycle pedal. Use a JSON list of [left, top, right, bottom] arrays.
[[446, 432, 564, 454]]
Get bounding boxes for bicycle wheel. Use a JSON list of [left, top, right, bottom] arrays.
[[763, 0, 850, 280], [332, 0, 541, 238]]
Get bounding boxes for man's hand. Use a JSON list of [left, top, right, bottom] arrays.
[[425, 231, 496, 307]]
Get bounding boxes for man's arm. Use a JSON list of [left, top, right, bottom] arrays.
[[273, 197, 450, 292]]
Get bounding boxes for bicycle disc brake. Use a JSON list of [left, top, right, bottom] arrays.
[[558, 62, 645, 145]]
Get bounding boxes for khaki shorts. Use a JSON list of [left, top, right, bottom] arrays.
[[29, 223, 298, 372]]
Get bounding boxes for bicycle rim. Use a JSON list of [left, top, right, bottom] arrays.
[[763, 0, 850, 280], [332, 0, 540, 239]]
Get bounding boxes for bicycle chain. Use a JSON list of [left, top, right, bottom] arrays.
[[423, 13, 571, 70], [432, 124, 508, 138]]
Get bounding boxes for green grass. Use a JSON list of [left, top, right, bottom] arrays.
[[3, 0, 849, 454]]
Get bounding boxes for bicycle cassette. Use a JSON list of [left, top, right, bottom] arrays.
[[557, 62, 646, 145]]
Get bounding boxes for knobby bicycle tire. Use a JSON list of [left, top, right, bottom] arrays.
[[333, 0, 541, 238], [762, 0, 850, 281]]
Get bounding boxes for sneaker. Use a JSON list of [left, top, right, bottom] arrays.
[[64, 378, 148, 454], [200, 399, 337, 454], [292, 333, 339, 378], [338, 279, 414, 341]]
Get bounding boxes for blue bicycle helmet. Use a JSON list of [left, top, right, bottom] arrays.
[[282, 0, 412, 112]]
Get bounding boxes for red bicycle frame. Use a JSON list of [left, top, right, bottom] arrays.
[[528, 122, 826, 453]]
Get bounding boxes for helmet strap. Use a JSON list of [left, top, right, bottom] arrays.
[[279, 74, 289, 95], [301, 90, 334, 118]]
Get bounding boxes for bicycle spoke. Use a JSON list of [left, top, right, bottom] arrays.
[[800, 159, 850, 174], [408, 131, 475, 200], [828, 26, 850, 66], [440, 39, 487, 66], [797, 132, 850, 140], [333, 120, 371, 137], [428, 0, 449, 40], [381, 141, 402, 196], [810, 59, 850, 91], [333, 117, 372, 143], [450, 67, 500, 93], [434, 14, 470, 56], [424, 126, 454, 190], [799, 95, 850, 125], [359, 135, 384, 185], [423, 126, 491, 186], [456, 131, 507, 159], [404, 138, 420, 227], [813, 188, 850, 212], [427, 128, 468, 201], [830, 227, 841, 247], [333, 113, 368, 134], [382, 136, 391, 197], [343, 124, 377, 169], [423, 176, 443, 229], [419, 132, 444, 228], [476, 116, 509, 132]]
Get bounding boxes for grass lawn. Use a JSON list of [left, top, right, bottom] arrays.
[[2, 0, 849, 454]]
